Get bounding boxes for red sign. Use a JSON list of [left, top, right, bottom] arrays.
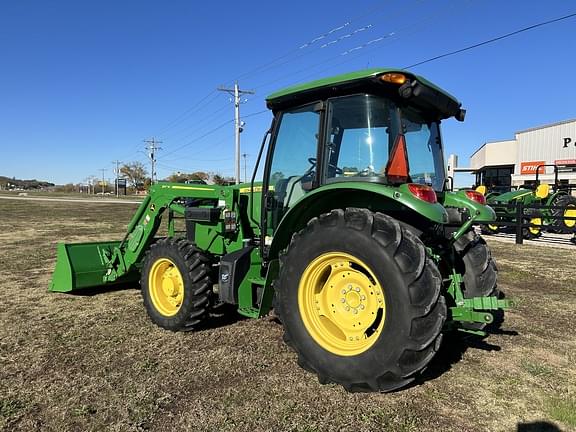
[[555, 159, 576, 166], [520, 161, 545, 175]]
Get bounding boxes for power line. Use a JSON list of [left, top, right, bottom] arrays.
[[250, 0, 459, 92], [153, 90, 219, 137], [159, 119, 234, 160], [230, 1, 401, 85], [406, 12, 576, 69], [159, 102, 231, 143], [142, 2, 413, 150]]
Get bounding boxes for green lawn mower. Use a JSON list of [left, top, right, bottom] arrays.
[[483, 165, 576, 239]]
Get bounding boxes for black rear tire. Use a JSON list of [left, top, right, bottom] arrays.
[[551, 194, 576, 232], [275, 208, 446, 392], [141, 238, 215, 331], [454, 231, 499, 330]]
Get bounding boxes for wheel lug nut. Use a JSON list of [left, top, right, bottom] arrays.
[[354, 287, 360, 292], [352, 308, 358, 314], [345, 306, 350, 311], [340, 298, 345, 303], [341, 289, 346, 294], [349, 337, 353, 341], [360, 295, 366, 300], [359, 304, 365, 310]]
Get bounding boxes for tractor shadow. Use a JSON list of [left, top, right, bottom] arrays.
[[201, 303, 248, 330], [414, 326, 520, 387], [69, 285, 246, 331], [69, 282, 140, 296]]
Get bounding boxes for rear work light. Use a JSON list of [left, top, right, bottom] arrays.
[[465, 190, 487, 205], [407, 184, 437, 203]]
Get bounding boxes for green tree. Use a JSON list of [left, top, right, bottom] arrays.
[[120, 162, 148, 190], [165, 171, 210, 183], [211, 173, 235, 185]]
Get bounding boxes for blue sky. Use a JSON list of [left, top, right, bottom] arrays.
[[1, 0, 575, 186]]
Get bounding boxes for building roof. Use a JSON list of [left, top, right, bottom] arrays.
[[470, 139, 515, 158], [516, 118, 576, 135], [470, 118, 576, 157]]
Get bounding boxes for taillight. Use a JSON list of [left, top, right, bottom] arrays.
[[465, 190, 486, 205], [408, 184, 437, 203]]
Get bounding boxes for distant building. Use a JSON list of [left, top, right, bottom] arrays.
[[470, 119, 576, 190]]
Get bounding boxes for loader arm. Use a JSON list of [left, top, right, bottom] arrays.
[[105, 183, 238, 282], [50, 183, 239, 292]]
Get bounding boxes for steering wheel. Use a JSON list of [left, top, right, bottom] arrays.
[[307, 157, 343, 175]]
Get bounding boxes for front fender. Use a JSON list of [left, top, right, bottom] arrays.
[[268, 182, 448, 258]]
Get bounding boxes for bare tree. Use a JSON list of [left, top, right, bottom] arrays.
[[120, 162, 148, 190]]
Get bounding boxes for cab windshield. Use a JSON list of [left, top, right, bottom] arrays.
[[323, 94, 446, 191]]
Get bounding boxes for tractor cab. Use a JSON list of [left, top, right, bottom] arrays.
[[259, 69, 476, 249]]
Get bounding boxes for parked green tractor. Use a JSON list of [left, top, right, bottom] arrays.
[[482, 165, 576, 239], [50, 68, 512, 392]]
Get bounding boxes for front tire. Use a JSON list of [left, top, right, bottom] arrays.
[[481, 223, 500, 235], [522, 217, 542, 240], [275, 208, 446, 392], [141, 238, 214, 331]]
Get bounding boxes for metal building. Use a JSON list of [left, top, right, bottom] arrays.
[[470, 118, 576, 191]]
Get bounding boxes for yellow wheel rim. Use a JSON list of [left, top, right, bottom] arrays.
[[529, 217, 542, 235], [564, 207, 576, 228], [148, 258, 184, 317], [298, 252, 386, 356], [488, 224, 499, 232]]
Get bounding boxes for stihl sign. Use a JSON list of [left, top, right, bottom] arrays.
[[520, 161, 545, 175]]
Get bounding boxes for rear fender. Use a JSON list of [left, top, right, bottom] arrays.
[[444, 191, 496, 223], [268, 182, 448, 259]]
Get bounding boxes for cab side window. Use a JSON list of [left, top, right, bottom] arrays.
[[267, 104, 320, 230]]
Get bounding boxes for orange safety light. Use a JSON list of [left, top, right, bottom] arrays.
[[385, 134, 410, 183], [380, 73, 407, 85]]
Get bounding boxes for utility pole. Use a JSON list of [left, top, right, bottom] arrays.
[[144, 138, 162, 184], [112, 160, 122, 197], [242, 153, 248, 183], [98, 169, 107, 195], [218, 82, 254, 184]]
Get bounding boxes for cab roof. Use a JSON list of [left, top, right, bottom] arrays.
[[265, 67, 461, 115]]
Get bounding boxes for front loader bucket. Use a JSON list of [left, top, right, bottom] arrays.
[[49, 241, 139, 292]]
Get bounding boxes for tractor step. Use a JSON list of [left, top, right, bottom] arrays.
[[450, 296, 514, 324]]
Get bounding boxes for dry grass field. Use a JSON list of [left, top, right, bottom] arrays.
[[1, 198, 575, 432]]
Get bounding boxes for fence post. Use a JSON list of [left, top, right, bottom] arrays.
[[515, 201, 524, 245]]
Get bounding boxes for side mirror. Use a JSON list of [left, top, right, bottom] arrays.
[[445, 176, 454, 192]]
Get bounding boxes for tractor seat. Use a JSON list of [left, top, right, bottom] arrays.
[[283, 176, 307, 208], [535, 183, 550, 199]]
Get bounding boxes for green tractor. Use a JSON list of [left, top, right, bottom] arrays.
[[50, 68, 511, 392], [483, 165, 576, 239]]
